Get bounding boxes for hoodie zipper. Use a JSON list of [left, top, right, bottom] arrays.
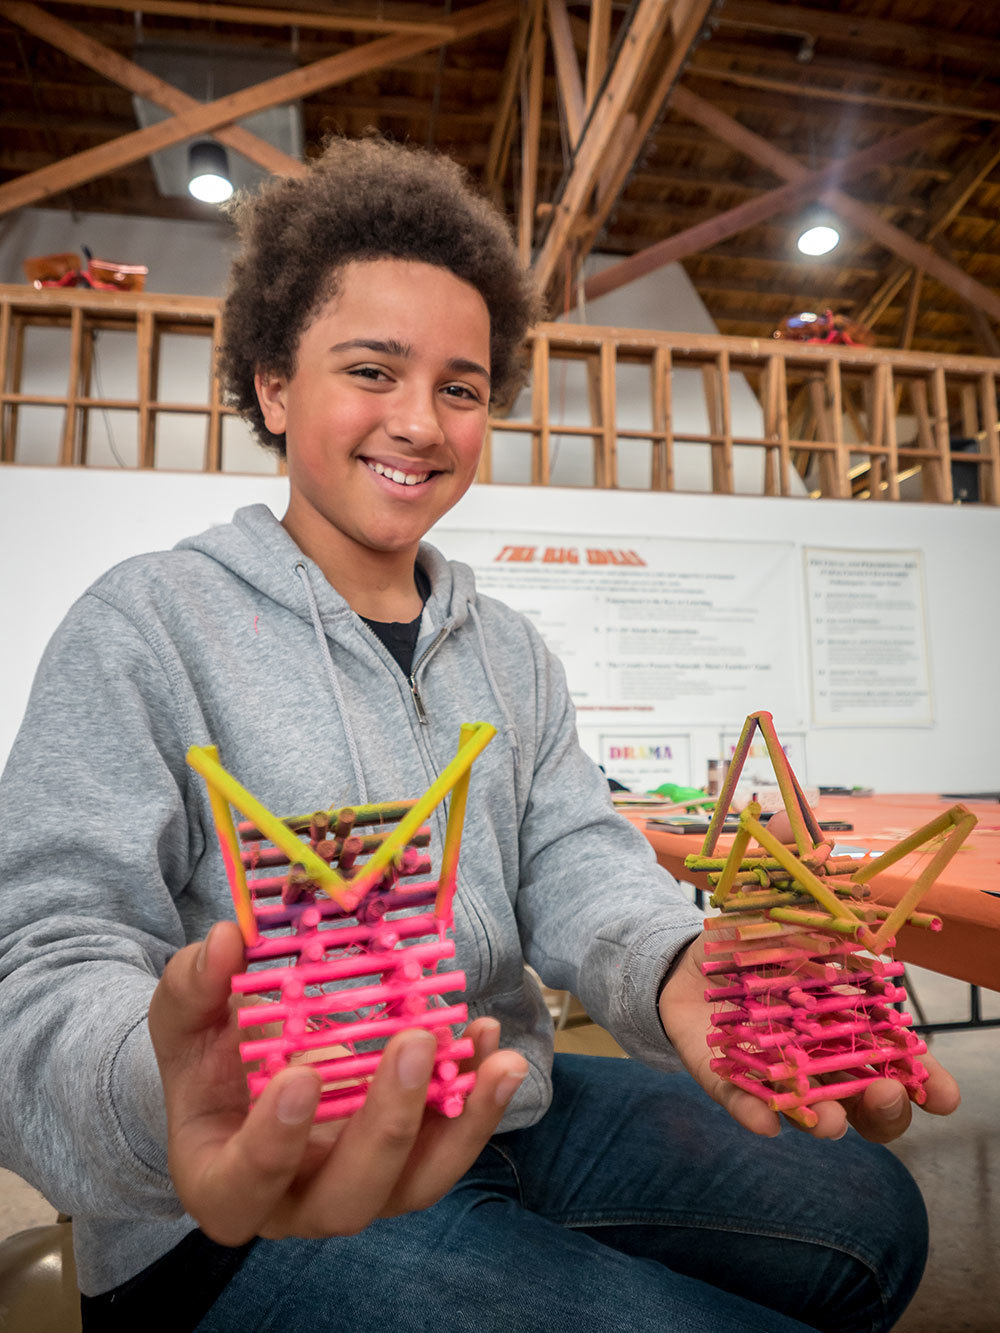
[[408, 626, 449, 725]]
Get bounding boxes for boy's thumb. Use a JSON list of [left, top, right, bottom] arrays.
[[151, 920, 245, 1047]]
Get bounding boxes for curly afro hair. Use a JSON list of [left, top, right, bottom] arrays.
[[219, 136, 544, 454]]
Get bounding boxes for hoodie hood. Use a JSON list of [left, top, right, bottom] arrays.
[[175, 503, 476, 639]]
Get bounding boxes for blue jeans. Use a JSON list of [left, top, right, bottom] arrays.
[[197, 1054, 927, 1333]]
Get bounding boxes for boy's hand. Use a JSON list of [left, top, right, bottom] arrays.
[[658, 931, 960, 1143], [148, 921, 528, 1246]]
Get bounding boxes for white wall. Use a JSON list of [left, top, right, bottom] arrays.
[[1, 466, 997, 796]]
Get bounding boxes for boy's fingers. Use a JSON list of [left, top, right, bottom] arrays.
[[847, 1082, 911, 1144], [915, 1051, 961, 1116], [464, 1016, 501, 1067], [173, 1066, 322, 1247], [283, 1029, 442, 1235], [150, 921, 246, 1056], [383, 1048, 529, 1214]]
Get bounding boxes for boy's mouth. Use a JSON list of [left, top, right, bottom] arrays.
[[363, 458, 435, 487]]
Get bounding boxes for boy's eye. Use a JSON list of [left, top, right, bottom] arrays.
[[349, 365, 391, 382], [442, 383, 481, 402]]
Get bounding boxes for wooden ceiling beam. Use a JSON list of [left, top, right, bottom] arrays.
[[518, 0, 545, 266], [671, 86, 1000, 326], [484, 5, 531, 197], [531, 0, 676, 295], [856, 127, 1000, 328], [584, 113, 952, 302], [579, 0, 715, 262], [718, 0, 1000, 67], [0, 0, 517, 216], [39, 0, 456, 37], [686, 63, 1000, 125], [584, 0, 612, 111], [533, 0, 714, 300], [546, 0, 584, 149], [1, 1, 304, 180]]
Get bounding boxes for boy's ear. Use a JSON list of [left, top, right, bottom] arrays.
[[254, 370, 288, 435]]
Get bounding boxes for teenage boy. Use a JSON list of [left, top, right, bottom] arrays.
[[0, 139, 955, 1332]]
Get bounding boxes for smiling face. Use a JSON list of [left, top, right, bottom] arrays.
[[255, 258, 491, 601]]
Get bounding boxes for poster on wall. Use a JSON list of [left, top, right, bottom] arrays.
[[435, 529, 805, 726], [804, 548, 932, 727], [597, 731, 692, 794]]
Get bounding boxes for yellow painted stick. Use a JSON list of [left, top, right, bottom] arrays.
[[435, 723, 478, 919], [852, 804, 972, 883], [187, 745, 354, 909], [701, 713, 757, 854], [195, 745, 259, 946], [708, 812, 756, 906], [756, 712, 812, 856], [768, 907, 864, 936], [743, 814, 868, 933], [340, 722, 497, 910], [868, 811, 977, 953]]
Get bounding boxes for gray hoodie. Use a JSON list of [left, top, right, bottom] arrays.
[[0, 504, 703, 1294]]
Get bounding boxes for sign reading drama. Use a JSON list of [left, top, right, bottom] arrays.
[[598, 732, 692, 794], [436, 529, 804, 727], [804, 548, 932, 727]]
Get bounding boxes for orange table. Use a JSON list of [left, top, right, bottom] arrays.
[[629, 795, 1000, 992]]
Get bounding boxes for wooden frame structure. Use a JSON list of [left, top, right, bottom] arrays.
[[3, 284, 998, 503], [1, 3, 999, 362]]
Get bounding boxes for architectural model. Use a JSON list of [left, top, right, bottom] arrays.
[[187, 722, 495, 1123], [685, 711, 975, 1127]]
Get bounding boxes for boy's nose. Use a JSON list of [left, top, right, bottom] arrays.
[[385, 389, 445, 449]]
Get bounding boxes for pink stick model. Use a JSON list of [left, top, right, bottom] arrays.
[[688, 711, 975, 1129], [187, 722, 495, 1124]]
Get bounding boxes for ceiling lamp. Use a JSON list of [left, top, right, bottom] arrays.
[[796, 218, 841, 257], [187, 140, 233, 204]]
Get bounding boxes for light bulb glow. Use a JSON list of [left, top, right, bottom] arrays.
[[189, 172, 234, 204], [796, 224, 840, 257]]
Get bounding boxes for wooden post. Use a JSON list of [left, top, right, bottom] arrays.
[[78, 323, 95, 466], [137, 309, 155, 469], [807, 374, 835, 497], [531, 332, 550, 485], [7, 315, 26, 460], [205, 313, 223, 472], [650, 345, 672, 491], [762, 353, 790, 497], [960, 382, 980, 439], [599, 339, 617, 488], [60, 305, 84, 466], [585, 352, 603, 486], [929, 365, 955, 504], [866, 364, 886, 501], [711, 350, 734, 494], [0, 299, 12, 462], [478, 419, 493, 483], [978, 371, 999, 505]]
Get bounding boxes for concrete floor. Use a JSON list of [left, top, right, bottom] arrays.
[[0, 965, 996, 1330]]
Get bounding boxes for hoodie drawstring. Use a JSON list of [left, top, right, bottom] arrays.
[[294, 562, 369, 804], [468, 601, 520, 783]]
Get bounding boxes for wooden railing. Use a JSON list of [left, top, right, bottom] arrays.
[[2, 285, 999, 503]]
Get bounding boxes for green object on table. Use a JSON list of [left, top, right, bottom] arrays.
[[649, 783, 711, 804]]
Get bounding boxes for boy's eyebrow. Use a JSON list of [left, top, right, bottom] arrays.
[[329, 338, 491, 384], [446, 357, 492, 385]]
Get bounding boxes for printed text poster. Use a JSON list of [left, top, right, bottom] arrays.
[[436, 530, 804, 726], [804, 548, 932, 726]]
